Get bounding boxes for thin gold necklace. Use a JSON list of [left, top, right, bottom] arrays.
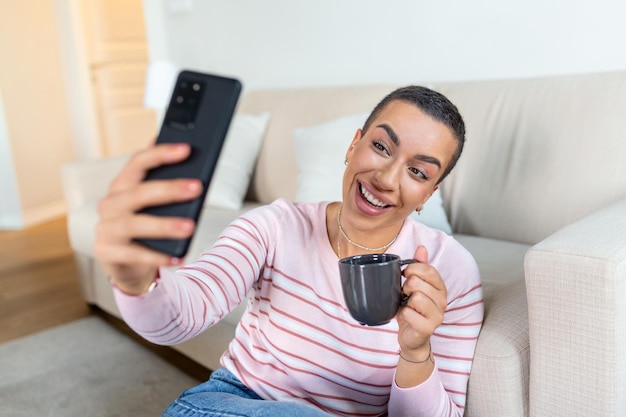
[[336, 204, 399, 254]]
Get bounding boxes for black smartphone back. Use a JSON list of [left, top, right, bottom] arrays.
[[136, 70, 242, 257]]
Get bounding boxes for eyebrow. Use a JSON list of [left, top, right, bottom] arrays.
[[378, 124, 400, 145], [415, 155, 442, 169], [376, 123, 442, 169]]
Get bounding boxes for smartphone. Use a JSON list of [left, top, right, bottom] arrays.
[[135, 70, 242, 257]]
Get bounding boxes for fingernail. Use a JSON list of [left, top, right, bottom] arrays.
[[185, 181, 201, 192], [173, 144, 188, 153], [178, 219, 194, 232]]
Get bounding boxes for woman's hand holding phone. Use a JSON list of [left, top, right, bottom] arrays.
[[94, 143, 202, 295], [94, 70, 241, 294]]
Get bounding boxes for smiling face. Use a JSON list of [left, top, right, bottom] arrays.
[[341, 99, 458, 236]]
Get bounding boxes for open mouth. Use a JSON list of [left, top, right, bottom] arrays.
[[359, 183, 391, 209]]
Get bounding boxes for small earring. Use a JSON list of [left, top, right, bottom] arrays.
[[416, 207, 422, 215], [344, 160, 348, 166]]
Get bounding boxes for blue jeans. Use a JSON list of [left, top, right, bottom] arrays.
[[162, 368, 332, 417]]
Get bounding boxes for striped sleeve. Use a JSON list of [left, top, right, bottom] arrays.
[[113, 203, 281, 345], [388, 236, 484, 417]]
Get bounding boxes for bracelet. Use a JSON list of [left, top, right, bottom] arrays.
[[398, 344, 434, 364], [108, 275, 159, 297], [145, 279, 158, 293]]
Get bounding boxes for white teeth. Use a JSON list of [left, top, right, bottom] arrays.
[[360, 185, 388, 208]]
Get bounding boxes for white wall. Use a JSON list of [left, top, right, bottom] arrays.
[[144, 0, 626, 91], [0, 88, 22, 229], [0, 1, 77, 229]]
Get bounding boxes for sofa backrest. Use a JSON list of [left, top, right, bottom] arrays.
[[438, 71, 626, 244], [239, 71, 626, 245]]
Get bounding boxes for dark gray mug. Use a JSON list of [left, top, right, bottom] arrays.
[[338, 253, 417, 326]]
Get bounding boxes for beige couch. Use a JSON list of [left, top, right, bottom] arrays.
[[62, 71, 626, 417]]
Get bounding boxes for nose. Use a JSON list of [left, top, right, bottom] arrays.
[[373, 160, 402, 191]]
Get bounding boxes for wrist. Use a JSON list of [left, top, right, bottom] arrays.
[[398, 343, 433, 365], [395, 342, 436, 388], [109, 272, 159, 296]]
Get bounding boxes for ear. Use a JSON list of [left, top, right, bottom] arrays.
[[344, 128, 362, 165]]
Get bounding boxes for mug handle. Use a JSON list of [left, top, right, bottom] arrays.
[[400, 259, 417, 306]]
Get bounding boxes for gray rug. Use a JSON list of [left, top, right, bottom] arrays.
[[0, 316, 200, 416]]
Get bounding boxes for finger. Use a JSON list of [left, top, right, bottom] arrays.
[[404, 285, 446, 316], [413, 244, 429, 264], [403, 263, 445, 294], [95, 240, 176, 269], [96, 214, 196, 245], [403, 277, 447, 313], [98, 178, 202, 221], [94, 214, 194, 269], [397, 301, 443, 336], [109, 143, 192, 194]]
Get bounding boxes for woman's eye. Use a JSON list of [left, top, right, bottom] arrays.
[[373, 140, 389, 155], [409, 167, 429, 180]]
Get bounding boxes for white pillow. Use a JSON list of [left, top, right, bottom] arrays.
[[293, 113, 453, 234], [408, 189, 451, 234], [205, 112, 271, 209]]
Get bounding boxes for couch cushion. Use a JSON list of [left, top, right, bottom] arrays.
[[67, 203, 100, 257], [205, 112, 270, 210], [292, 112, 368, 204], [455, 234, 531, 417]]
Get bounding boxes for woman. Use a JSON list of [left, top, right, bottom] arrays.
[[95, 86, 483, 416]]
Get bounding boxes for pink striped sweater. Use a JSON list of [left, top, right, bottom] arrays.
[[114, 199, 483, 416]]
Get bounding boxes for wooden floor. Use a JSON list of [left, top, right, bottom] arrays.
[[0, 216, 92, 343], [0, 216, 211, 381]]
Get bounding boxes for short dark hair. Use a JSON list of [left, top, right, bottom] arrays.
[[362, 86, 466, 184]]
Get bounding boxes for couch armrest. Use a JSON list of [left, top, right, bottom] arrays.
[[61, 155, 131, 211], [524, 199, 626, 417]]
